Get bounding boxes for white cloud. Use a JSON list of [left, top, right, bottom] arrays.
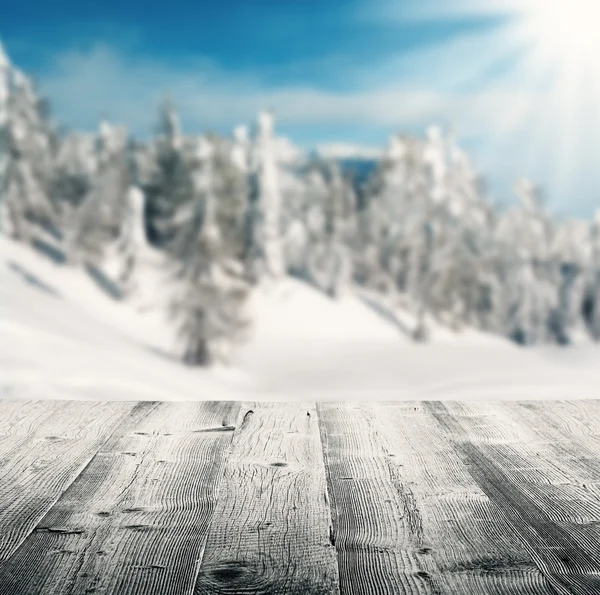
[[316, 143, 383, 160], [37, 44, 539, 141], [25, 42, 598, 215]]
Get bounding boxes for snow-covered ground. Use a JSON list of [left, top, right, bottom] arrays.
[[1, 234, 599, 402]]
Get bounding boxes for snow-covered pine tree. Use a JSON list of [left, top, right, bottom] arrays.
[[0, 42, 9, 234], [278, 167, 306, 278], [351, 135, 410, 294], [364, 132, 433, 329], [168, 137, 251, 366], [423, 125, 448, 205], [213, 131, 248, 261], [403, 127, 489, 338], [404, 129, 449, 341], [276, 146, 309, 277], [230, 125, 249, 172], [471, 206, 505, 333], [0, 44, 56, 242], [505, 249, 558, 346], [116, 185, 153, 295], [66, 121, 131, 266], [143, 101, 194, 248], [49, 132, 96, 229], [244, 111, 285, 282], [328, 166, 356, 297], [158, 97, 182, 149], [295, 162, 324, 278], [303, 160, 353, 297], [283, 216, 309, 278], [353, 147, 386, 285], [496, 179, 558, 345], [549, 220, 590, 343], [426, 141, 494, 330], [586, 210, 600, 340], [376, 135, 409, 290]]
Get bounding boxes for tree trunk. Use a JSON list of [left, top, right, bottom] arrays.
[[184, 340, 210, 366], [413, 308, 429, 342]]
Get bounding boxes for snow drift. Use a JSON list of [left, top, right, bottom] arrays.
[[2, 234, 599, 403]]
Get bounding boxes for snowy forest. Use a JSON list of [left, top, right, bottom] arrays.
[[1, 43, 600, 367]]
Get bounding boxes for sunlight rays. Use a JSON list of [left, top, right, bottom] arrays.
[[519, 0, 600, 64], [405, 0, 600, 211]]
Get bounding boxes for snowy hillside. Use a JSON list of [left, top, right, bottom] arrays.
[[2, 42, 600, 402], [2, 234, 600, 402]]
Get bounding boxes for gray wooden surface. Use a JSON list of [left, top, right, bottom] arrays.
[[0, 399, 599, 595]]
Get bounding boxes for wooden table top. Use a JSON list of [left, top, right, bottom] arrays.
[[0, 398, 599, 594]]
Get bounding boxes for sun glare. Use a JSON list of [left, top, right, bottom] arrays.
[[450, 0, 600, 214], [521, 0, 600, 64]]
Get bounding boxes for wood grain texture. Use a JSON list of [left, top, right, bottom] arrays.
[[0, 400, 71, 472], [318, 402, 439, 595], [194, 402, 339, 595], [426, 401, 600, 595], [1, 398, 600, 595], [0, 401, 239, 595], [0, 399, 136, 561], [372, 401, 556, 595]]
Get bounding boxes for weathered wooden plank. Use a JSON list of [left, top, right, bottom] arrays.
[[0, 400, 69, 472], [515, 400, 600, 465], [427, 400, 600, 595], [0, 400, 108, 470], [372, 401, 556, 595], [318, 402, 438, 595], [0, 399, 136, 561], [0, 400, 65, 438], [490, 400, 600, 583], [194, 402, 339, 595], [440, 400, 600, 529], [533, 400, 600, 525], [0, 401, 239, 595]]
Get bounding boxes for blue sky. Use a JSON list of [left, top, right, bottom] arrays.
[[2, 0, 599, 217]]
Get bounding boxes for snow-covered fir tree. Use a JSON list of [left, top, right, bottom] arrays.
[[168, 137, 251, 366], [396, 133, 439, 339], [143, 102, 195, 248], [213, 133, 248, 261], [66, 121, 131, 265], [586, 210, 600, 339], [493, 179, 559, 344], [244, 111, 285, 282], [504, 248, 557, 345], [116, 185, 152, 295], [0, 42, 9, 234], [426, 142, 492, 330], [279, 169, 308, 279], [50, 132, 97, 230], [158, 97, 182, 149], [549, 220, 591, 343], [350, 135, 410, 294], [423, 125, 448, 204], [230, 125, 249, 172], [302, 160, 353, 297], [0, 44, 56, 242]]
